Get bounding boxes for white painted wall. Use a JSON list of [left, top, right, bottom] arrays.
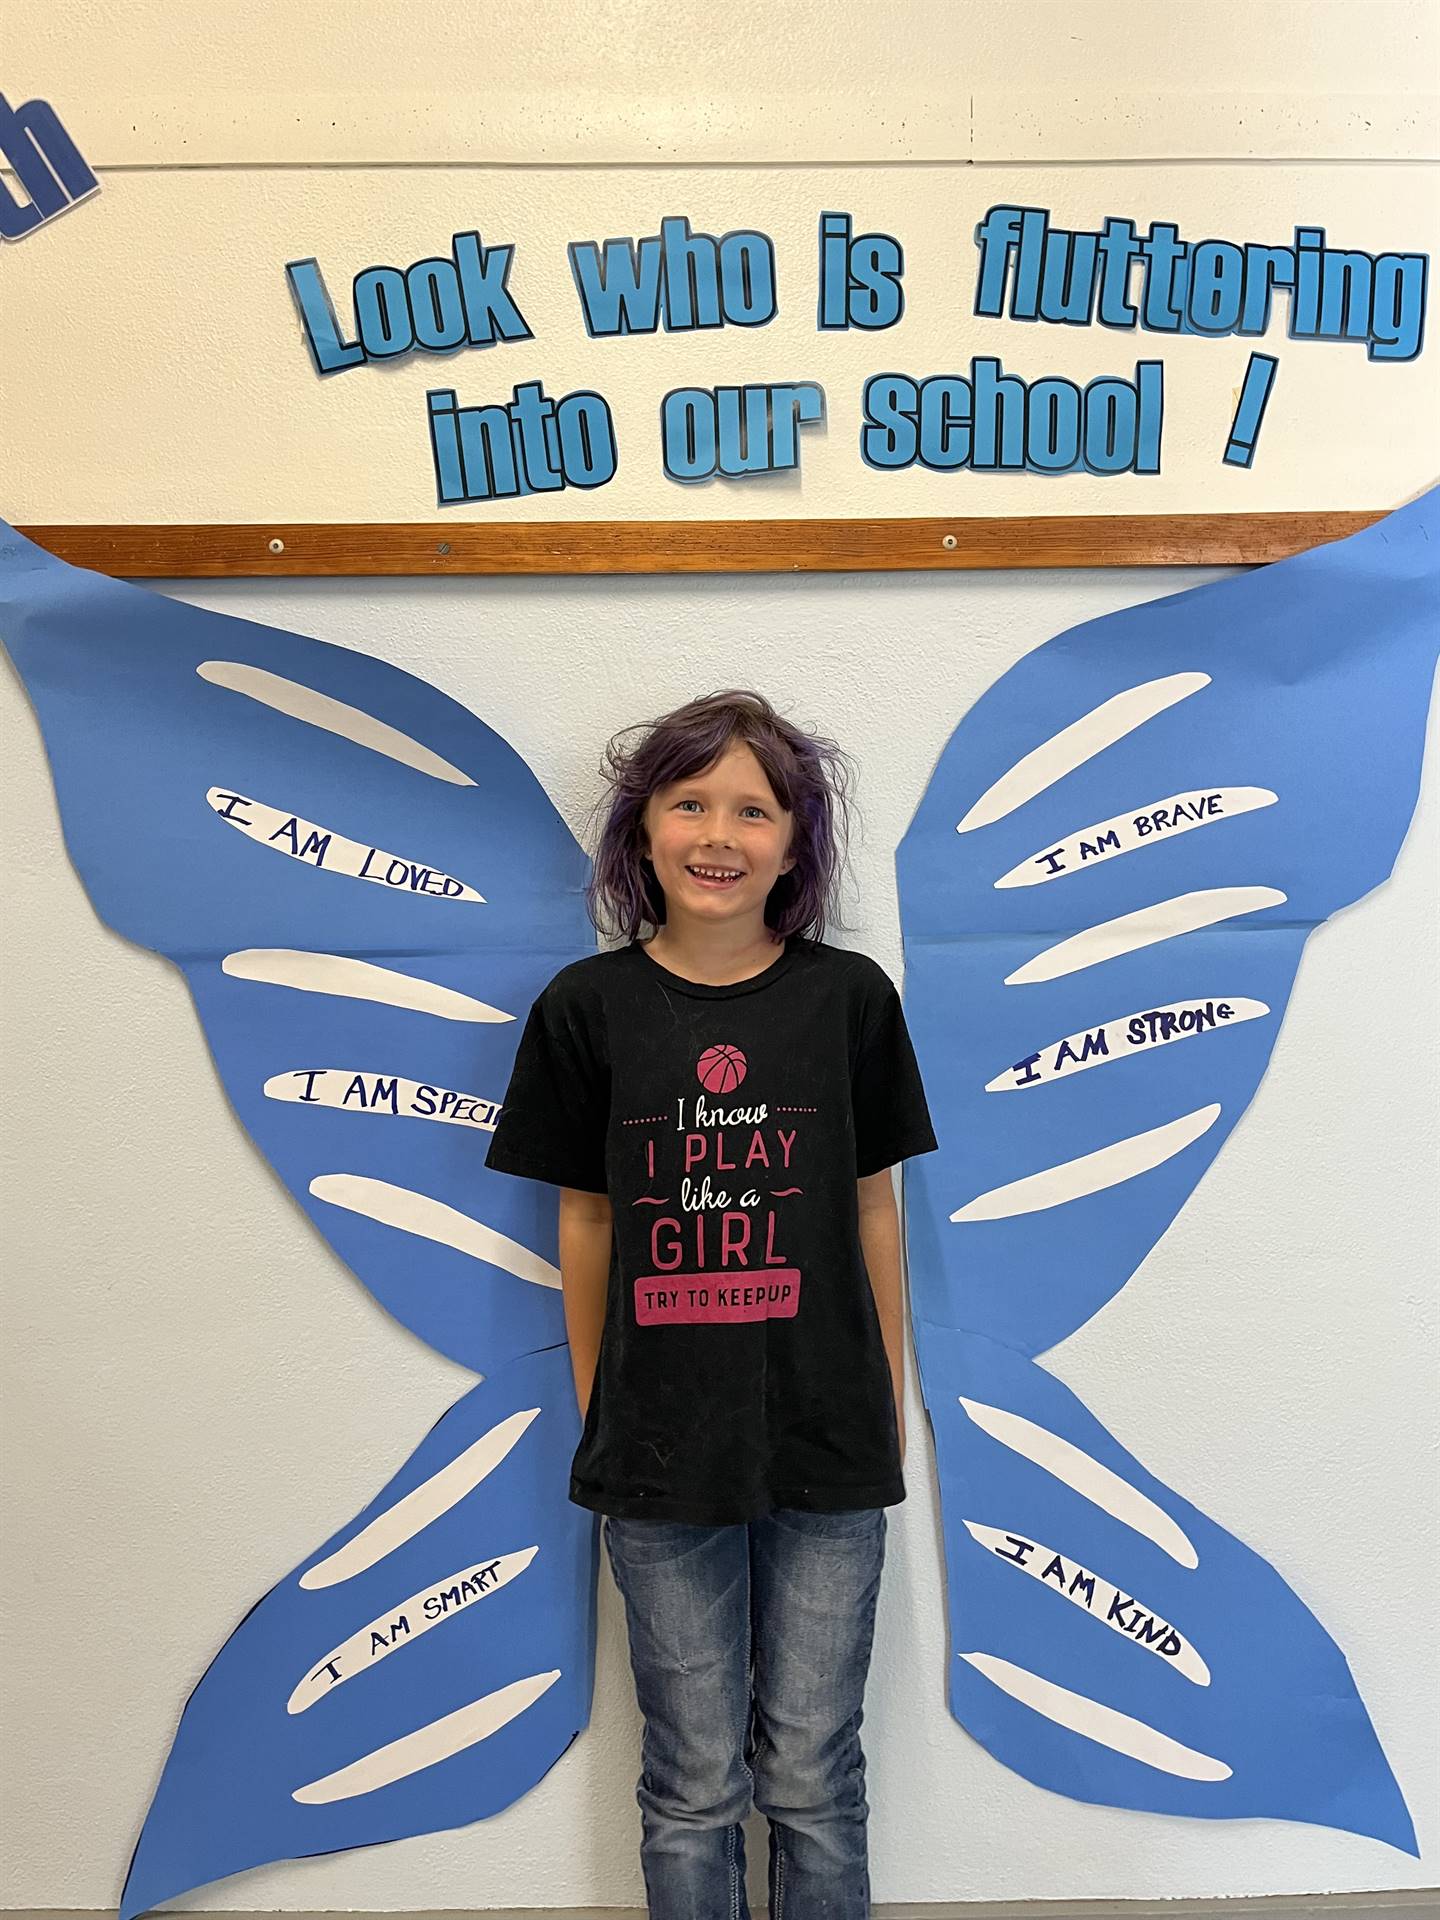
[[2, 1, 1438, 1911], [3, 568, 1436, 1910]]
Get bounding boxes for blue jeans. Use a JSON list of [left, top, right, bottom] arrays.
[[603, 1505, 888, 1920]]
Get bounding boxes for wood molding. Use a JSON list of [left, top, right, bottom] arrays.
[[17, 513, 1382, 578]]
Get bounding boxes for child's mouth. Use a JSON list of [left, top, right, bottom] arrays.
[[685, 864, 745, 890]]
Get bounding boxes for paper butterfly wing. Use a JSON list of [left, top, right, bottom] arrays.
[[0, 524, 595, 1371], [921, 1329, 1414, 1851], [119, 1346, 596, 1920], [899, 488, 1440, 1358], [898, 490, 1438, 1851], [1, 525, 606, 1908]]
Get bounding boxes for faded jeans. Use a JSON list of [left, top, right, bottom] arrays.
[[603, 1505, 888, 1920]]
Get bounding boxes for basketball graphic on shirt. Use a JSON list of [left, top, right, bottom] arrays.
[[696, 1043, 747, 1094]]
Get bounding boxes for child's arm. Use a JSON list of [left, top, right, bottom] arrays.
[[857, 1168, 908, 1465], [558, 1186, 614, 1421]]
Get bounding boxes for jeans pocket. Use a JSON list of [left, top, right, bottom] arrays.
[[604, 1514, 717, 1571], [770, 1505, 886, 1542]]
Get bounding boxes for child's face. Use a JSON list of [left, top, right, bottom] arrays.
[[642, 743, 796, 930]]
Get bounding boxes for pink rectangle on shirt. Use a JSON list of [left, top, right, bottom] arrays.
[[634, 1270, 801, 1325]]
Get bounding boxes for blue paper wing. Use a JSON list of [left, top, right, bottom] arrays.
[[898, 492, 1437, 1849], [120, 1344, 597, 1920], [920, 1329, 1416, 1854], [0, 524, 594, 1371], [899, 489, 1440, 1357]]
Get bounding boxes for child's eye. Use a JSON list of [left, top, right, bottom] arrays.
[[672, 798, 767, 818]]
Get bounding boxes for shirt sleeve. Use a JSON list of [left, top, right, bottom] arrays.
[[851, 972, 939, 1179], [484, 980, 610, 1194]]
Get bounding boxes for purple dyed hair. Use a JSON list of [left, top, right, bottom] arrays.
[[583, 688, 856, 945]]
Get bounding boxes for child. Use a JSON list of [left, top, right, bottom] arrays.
[[485, 688, 937, 1919]]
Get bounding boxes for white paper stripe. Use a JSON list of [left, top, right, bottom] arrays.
[[985, 998, 1269, 1091], [959, 1652, 1230, 1781], [959, 1398, 1197, 1567], [963, 1522, 1209, 1685], [265, 1068, 501, 1131], [994, 787, 1277, 888], [206, 788, 485, 902], [956, 674, 1210, 833], [1005, 886, 1287, 985], [309, 1174, 561, 1289], [951, 1104, 1221, 1221], [197, 661, 477, 785], [223, 949, 514, 1023], [289, 1549, 539, 1711], [292, 1670, 562, 1803], [299, 1408, 540, 1590]]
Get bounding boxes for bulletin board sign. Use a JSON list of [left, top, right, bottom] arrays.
[[5, 114, 1438, 572]]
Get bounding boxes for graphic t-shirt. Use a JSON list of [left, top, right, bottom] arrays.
[[484, 935, 938, 1524]]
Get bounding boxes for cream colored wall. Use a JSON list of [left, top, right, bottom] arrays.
[[9, 1, 1440, 164], [2, 3, 1438, 1912], [4, 6, 1438, 523], [5, 164, 1438, 523]]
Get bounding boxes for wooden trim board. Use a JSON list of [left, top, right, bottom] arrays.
[[16, 513, 1381, 579]]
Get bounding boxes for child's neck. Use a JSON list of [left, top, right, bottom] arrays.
[[642, 911, 787, 987]]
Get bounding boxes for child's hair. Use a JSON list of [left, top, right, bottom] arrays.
[[585, 688, 856, 945]]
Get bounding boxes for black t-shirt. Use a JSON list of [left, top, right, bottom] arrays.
[[483, 934, 938, 1524]]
